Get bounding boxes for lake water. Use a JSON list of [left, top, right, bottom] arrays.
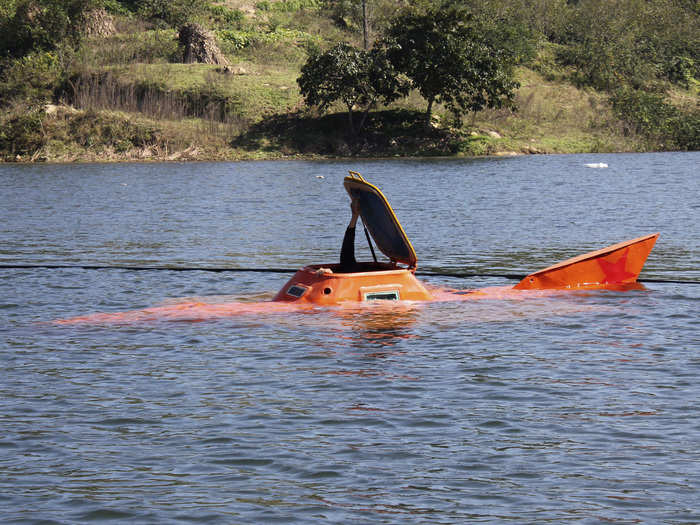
[[1, 152, 699, 523]]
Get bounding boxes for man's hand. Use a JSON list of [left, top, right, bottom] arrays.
[[349, 199, 360, 228]]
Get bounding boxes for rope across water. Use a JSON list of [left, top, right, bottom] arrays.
[[1, 264, 698, 285]]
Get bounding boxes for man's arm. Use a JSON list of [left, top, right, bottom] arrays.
[[340, 199, 360, 269]]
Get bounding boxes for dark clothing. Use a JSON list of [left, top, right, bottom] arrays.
[[339, 226, 356, 271]]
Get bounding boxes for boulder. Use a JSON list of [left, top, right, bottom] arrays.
[[218, 65, 248, 75], [83, 8, 116, 37]]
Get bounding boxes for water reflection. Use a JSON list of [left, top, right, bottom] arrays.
[[335, 302, 421, 350]]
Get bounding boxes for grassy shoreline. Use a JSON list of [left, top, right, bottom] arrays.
[[3, 68, 651, 164]]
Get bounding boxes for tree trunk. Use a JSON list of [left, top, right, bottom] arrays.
[[362, 0, 369, 50], [347, 105, 356, 135], [424, 98, 434, 129], [358, 105, 372, 133]]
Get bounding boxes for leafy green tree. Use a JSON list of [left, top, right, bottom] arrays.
[[119, 0, 208, 28], [556, 0, 699, 90], [297, 42, 408, 134], [460, 0, 544, 62], [383, 3, 519, 127], [0, 0, 96, 59]]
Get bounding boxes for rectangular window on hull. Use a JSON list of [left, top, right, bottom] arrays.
[[286, 285, 308, 298], [363, 290, 400, 301]]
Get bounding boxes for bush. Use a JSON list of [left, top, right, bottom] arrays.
[[610, 87, 699, 150], [101, 0, 132, 16], [669, 112, 700, 151], [0, 0, 97, 59], [257, 0, 322, 13], [0, 108, 46, 159], [0, 50, 65, 103], [216, 30, 253, 51], [216, 27, 321, 60], [664, 55, 696, 87], [208, 5, 245, 28], [610, 88, 676, 135], [553, 0, 699, 90], [67, 109, 162, 151], [480, 15, 537, 66]]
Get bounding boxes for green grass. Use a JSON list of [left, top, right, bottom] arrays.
[[461, 68, 640, 154], [72, 62, 300, 124]]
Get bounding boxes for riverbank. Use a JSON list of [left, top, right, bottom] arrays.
[[2, 1, 696, 163], [3, 68, 649, 164]]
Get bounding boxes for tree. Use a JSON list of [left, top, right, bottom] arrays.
[[383, 3, 519, 127], [556, 0, 699, 90], [324, 0, 400, 47], [133, 0, 208, 28], [0, 0, 97, 59], [297, 42, 408, 134]]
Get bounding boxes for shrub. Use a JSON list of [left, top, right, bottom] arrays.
[[263, 0, 323, 12], [0, 50, 64, 103], [553, 0, 699, 90], [216, 27, 321, 58], [67, 109, 162, 151], [0, 108, 46, 158], [610, 87, 699, 150], [208, 5, 245, 28], [664, 55, 696, 87], [610, 88, 675, 135], [101, 0, 132, 16], [0, 0, 97, 59], [216, 30, 253, 51], [669, 111, 700, 151]]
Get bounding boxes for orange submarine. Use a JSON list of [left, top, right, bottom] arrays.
[[55, 171, 659, 325], [273, 171, 659, 305]]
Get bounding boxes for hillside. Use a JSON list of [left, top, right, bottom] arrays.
[[0, 0, 697, 162]]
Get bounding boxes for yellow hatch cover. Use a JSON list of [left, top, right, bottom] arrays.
[[343, 171, 418, 268]]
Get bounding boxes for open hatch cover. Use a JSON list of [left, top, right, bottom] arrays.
[[343, 171, 418, 268]]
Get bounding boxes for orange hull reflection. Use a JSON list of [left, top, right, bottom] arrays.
[[54, 299, 311, 325], [56, 284, 630, 326]]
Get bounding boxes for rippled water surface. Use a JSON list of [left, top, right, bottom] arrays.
[[2, 153, 699, 523]]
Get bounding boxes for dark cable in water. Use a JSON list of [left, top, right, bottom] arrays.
[[1, 264, 698, 285], [0, 264, 298, 273]]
